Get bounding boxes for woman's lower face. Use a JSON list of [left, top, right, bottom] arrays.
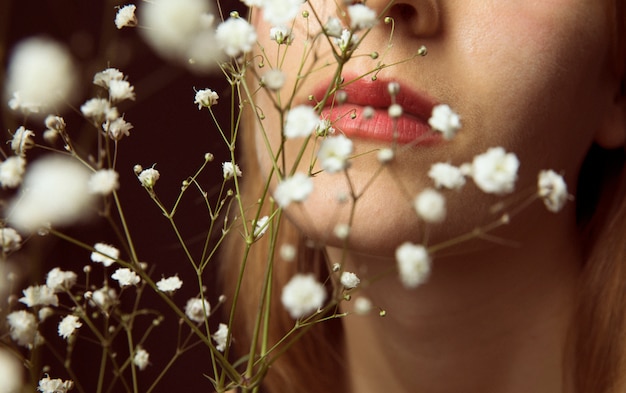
[[252, 0, 617, 255]]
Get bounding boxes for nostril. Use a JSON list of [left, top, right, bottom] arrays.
[[392, 3, 417, 23], [387, 1, 440, 37]]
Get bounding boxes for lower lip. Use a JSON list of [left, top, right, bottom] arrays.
[[321, 105, 441, 145]]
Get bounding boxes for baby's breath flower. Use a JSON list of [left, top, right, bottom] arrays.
[[428, 162, 466, 190], [0, 227, 22, 253], [281, 274, 327, 319], [38, 307, 54, 322], [90, 286, 118, 311], [115, 4, 138, 29], [284, 105, 319, 138], [347, 4, 378, 30], [88, 169, 120, 195], [395, 242, 431, 289], [212, 323, 229, 352], [222, 161, 242, 179], [377, 147, 394, 163], [216, 17, 257, 57], [340, 271, 360, 289], [19, 285, 59, 308], [273, 172, 314, 208], [185, 297, 211, 323], [269, 26, 294, 45], [262, 69, 286, 91], [104, 116, 133, 140], [111, 268, 141, 287], [6, 310, 39, 347], [253, 216, 270, 239], [133, 347, 150, 370], [414, 188, 446, 223], [46, 267, 77, 292], [324, 17, 343, 38], [315, 118, 335, 137], [429, 104, 461, 140], [354, 296, 372, 315], [388, 103, 403, 118], [58, 315, 82, 340], [537, 170, 568, 213], [471, 147, 519, 194], [194, 88, 219, 109], [317, 135, 353, 173], [45, 114, 66, 131], [335, 29, 358, 52], [156, 275, 183, 293], [81, 98, 118, 124], [93, 68, 124, 88], [11, 126, 35, 157], [280, 243, 297, 261], [37, 376, 73, 393], [108, 79, 136, 102], [91, 242, 120, 267], [0, 348, 23, 393], [261, 0, 303, 26], [138, 167, 160, 188], [0, 156, 26, 189]]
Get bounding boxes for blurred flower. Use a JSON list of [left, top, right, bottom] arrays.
[[115, 4, 138, 29], [133, 347, 150, 370], [212, 323, 229, 352], [185, 298, 211, 323], [81, 98, 119, 124], [377, 147, 394, 163], [428, 162, 466, 190], [89, 286, 118, 312], [340, 271, 360, 289], [262, 69, 286, 91], [19, 285, 59, 308], [333, 223, 350, 240], [261, 0, 303, 26], [284, 105, 319, 138], [354, 297, 372, 315], [317, 134, 353, 173], [273, 172, 314, 208], [324, 17, 343, 38], [111, 268, 141, 287], [156, 276, 183, 293], [428, 104, 461, 140], [46, 267, 77, 292], [470, 147, 519, 194], [281, 274, 327, 319], [0, 348, 23, 393], [348, 4, 377, 30], [5, 37, 77, 116], [6, 310, 39, 347], [91, 243, 120, 267], [253, 216, 270, 239], [0, 156, 26, 189], [88, 169, 120, 195], [413, 188, 446, 223], [58, 315, 82, 340], [395, 242, 431, 288], [538, 169, 568, 213], [93, 68, 124, 88], [0, 227, 22, 253], [10, 126, 35, 157], [216, 17, 257, 57]]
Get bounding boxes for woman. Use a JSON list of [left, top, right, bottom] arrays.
[[222, 1, 626, 392]]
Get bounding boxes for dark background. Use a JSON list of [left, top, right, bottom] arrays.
[[0, 1, 241, 391]]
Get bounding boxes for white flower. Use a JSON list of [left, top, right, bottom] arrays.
[[212, 323, 229, 352], [133, 347, 150, 370], [156, 276, 183, 293], [317, 135, 353, 173], [0, 156, 26, 188], [5, 37, 77, 116], [261, 0, 304, 26], [395, 242, 431, 288], [6, 310, 39, 347], [185, 298, 211, 323], [280, 243, 296, 261], [388, 104, 403, 118], [413, 188, 446, 223], [0, 348, 23, 393], [0, 227, 22, 253], [194, 88, 219, 109], [111, 268, 141, 287], [222, 161, 242, 179], [37, 376, 73, 393], [284, 105, 319, 138], [139, 0, 220, 72], [91, 242, 120, 267], [273, 172, 314, 208], [348, 4, 378, 30], [281, 274, 327, 319], [340, 271, 360, 289], [88, 169, 120, 195], [537, 170, 569, 213], [269, 26, 294, 45], [90, 286, 118, 311], [46, 267, 77, 292], [471, 147, 519, 194], [354, 297, 372, 315], [253, 216, 270, 239], [335, 29, 358, 52], [93, 68, 124, 88], [216, 17, 257, 57], [315, 118, 335, 136], [377, 148, 394, 163], [38, 307, 55, 322], [58, 315, 82, 340], [138, 167, 160, 188], [324, 17, 344, 38], [115, 4, 138, 29], [81, 98, 118, 123], [428, 162, 466, 190], [333, 223, 350, 239], [108, 79, 135, 102], [104, 116, 133, 140], [428, 104, 461, 140], [10, 126, 35, 157], [262, 69, 286, 91], [19, 285, 59, 308]]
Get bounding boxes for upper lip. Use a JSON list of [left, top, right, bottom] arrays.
[[313, 75, 437, 121]]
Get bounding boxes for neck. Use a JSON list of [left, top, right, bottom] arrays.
[[330, 212, 582, 393]]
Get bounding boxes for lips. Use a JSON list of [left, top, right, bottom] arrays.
[[313, 76, 440, 145]]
